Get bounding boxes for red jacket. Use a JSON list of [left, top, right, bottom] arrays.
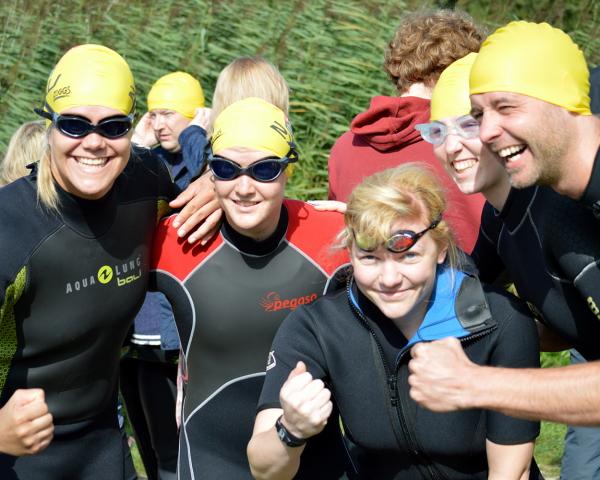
[[328, 95, 484, 252]]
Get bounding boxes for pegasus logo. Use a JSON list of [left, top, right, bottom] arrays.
[[260, 291, 318, 312]]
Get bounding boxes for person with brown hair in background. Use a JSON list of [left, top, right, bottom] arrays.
[[0, 120, 45, 186], [327, 9, 485, 252]]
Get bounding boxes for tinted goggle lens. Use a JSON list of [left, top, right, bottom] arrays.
[[387, 232, 417, 253], [210, 158, 287, 182], [56, 116, 133, 138]]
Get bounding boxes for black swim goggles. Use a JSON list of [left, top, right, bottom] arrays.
[[355, 215, 442, 253], [209, 151, 297, 183], [35, 106, 134, 139]]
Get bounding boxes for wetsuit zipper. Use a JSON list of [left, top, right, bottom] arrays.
[[347, 280, 497, 480]]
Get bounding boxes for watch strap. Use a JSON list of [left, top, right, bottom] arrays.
[[275, 415, 307, 447]]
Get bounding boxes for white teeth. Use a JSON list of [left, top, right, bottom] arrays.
[[498, 145, 526, 159], [453, 159, 476, 172], [76, 157, 108, 166], [235, 200, 258, 207]]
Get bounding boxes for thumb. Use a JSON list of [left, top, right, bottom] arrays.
[[287, 361, 307, 380], [14, 388, 45, 406]]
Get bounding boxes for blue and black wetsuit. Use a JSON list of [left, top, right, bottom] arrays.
[[259, 268, 542, 479], [0, 154, 175, 479]]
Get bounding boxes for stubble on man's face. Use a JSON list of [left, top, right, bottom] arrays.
[[507, 101, 570, 189]]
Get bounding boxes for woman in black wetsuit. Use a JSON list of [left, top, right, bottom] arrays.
[[0, 43, 212, 480], [248, 164, 543, 479]]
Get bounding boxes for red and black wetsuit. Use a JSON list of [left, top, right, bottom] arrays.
[[151, 200, 350, 480]]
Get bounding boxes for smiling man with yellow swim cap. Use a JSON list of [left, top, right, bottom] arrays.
[[408, 22, 600, 431], [149, 97, 350, 480], [468, 21, 600, 213]]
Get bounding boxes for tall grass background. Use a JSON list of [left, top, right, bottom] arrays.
[[2, 0, 599, 200], [1, 0, 597, 476]]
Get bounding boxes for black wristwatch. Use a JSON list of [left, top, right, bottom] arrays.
[[275, 415, 307, 447]]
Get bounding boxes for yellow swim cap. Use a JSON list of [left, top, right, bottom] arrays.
[[470, 21, 591, 115], [430, 53, 477, 121], [212, 97, 295, 158], [147, 72, 205, 119], [45, 44, 135, 115]]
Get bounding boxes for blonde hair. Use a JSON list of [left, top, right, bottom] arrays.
[[209, 57, 289, 135], [37, 146, 59, 210], [342, 164, 461, 271], [0, 120, 46, 186]]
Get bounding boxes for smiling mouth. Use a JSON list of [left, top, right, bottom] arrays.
[[233, 199, 259, 207], [75, 157, 109, 167], [497, 145, 527, 163], [452, 158, 477, 173]]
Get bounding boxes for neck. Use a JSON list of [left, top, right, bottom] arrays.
[[400, 82, 432, 100], [553, 116, 600, 199], [483, 174, 512, 211]]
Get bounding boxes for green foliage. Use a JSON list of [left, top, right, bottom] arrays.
[[2, 0, 598, 200], [0, 0, 406, 199], [536, 421, 567, 478]]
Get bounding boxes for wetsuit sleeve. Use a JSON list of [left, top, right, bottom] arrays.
[[485, 291, 541, 444], [132, 145, 181, 202], [545, 198, 600, 323], [470, 202, 506, 284], [178, 125, 209, 179], [257, 306, 328, 411]]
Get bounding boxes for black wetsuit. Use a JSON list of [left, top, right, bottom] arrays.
[[580, 146, 600, 220], [258, 268, 541, 479], [151, 200, 350, 480], [0, 155, 175, 479], [472, 186, 600, 360]]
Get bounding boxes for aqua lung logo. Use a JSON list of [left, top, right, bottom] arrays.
[[65, 255, 143, 294]]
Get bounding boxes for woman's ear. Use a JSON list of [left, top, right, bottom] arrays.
[[437, 242, 448, 265]]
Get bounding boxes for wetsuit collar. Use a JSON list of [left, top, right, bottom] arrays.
[[348, 267, 470, 353], [47, 176, 118, 237], [221, 204, 289, 256]]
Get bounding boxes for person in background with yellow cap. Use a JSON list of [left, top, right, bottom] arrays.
[[133, 71, 210, 188], [121, 71, 210, 480], [0, 43, 217, 479], [408, 22, 600, 429], [150, 97, 350, 479]]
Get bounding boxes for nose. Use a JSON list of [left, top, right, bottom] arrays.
[[152, 115, 164, 130], [379, 258, 403, 289], [478, 112, 502, 145], [81, 131, 106, 150], [443, 133, 463, 156], [234, 173, 256, 196]]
